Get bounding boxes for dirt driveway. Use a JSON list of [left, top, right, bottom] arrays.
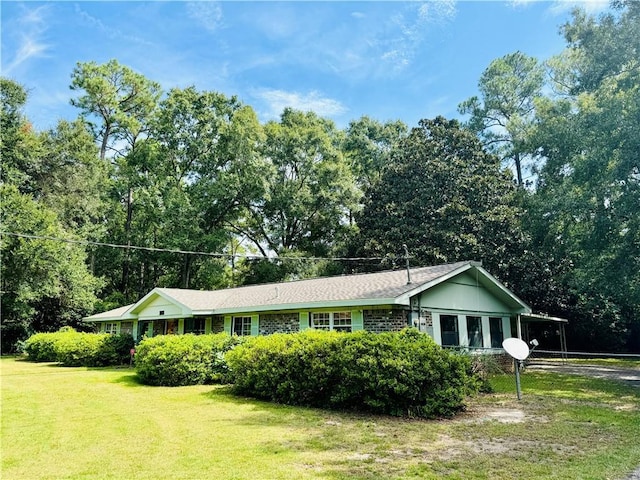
[[527, 361, 640, 388]]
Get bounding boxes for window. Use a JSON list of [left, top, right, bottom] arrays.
[[311, 312, 352, 332], [120, 322, 133, 335], [185, 318, 206, 335], [104, 323, 118, 335], [311, 312, 330, 330], [489, 317, 503, 348], [467, 316, 483, 348], [440, 315, 459, 346], [232, 316, 252, 336]]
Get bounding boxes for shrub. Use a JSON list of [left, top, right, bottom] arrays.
[[225, 329, 478, 418], [24, 332, 59, 362], [93, 333, 135, 366], [54, 330, 107, 366], [23, 329, 134, 367], [135, 333, 242, 386]]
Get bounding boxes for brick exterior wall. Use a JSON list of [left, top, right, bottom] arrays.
[[211, 315, 224, 334], [259, 313, 300, 335], [363, 309, 409, 333]]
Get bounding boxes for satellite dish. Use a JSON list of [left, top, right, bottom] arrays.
[[502, 338, 530, 361]]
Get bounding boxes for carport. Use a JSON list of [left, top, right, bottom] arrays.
[[518, 313, 568, 357]]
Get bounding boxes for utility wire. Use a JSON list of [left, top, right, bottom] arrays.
[[0, 231, 389, 262]]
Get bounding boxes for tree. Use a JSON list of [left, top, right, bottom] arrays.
[[0, 78, 43, 192], [354, 117, 525, 286], [458, 52, 545, 186], [70, 59, 161, 161], [342, 116, 408, 191], [149, 87, 268, 290], [36, 119, 111, 241], [239, 109, 360, 279], [0, 185, 101, 351], [528, 1, 640, 351]]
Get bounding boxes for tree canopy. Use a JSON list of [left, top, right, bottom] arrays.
[[1, 2, 638, 353]]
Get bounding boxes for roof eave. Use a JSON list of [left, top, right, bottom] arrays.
[[194, 297, 404, 316]]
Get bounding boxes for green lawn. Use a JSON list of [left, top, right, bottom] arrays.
[[2, 357, 639, 480]]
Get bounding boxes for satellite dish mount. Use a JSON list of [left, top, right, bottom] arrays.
[[502, 338, 531, 400]]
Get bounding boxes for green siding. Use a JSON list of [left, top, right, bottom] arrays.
[[420, 272, 511, 313], [251, 315, 259, 336], [299, 312, 309, 331], [351, 310, 363, 331], [224, 316, 232, 334]]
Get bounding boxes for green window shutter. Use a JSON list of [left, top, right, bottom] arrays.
[[250, 315, 259, 336], [351, 310, 364, 331], [224, 316, 232, 334], [178, 319, 185, 335], [299, 312, 309, 331]]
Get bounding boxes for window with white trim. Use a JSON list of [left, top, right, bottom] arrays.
[[311, 312, 352, 332], [232, 316, 252, 336], [104, 323, 118, 335]]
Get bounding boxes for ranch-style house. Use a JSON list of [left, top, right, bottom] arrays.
[[85, 261, 544, 349]]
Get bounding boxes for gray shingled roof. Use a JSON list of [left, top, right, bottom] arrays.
[[86, 261, 479, 320], [154, 261, 472, 312]]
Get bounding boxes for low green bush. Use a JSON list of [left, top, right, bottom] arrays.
[[135, 333, 242, 386], [225, 329, 478, 418], [54, 330, 105, 366], [23, 329, 134, 367], [94, 333, 135, 366], [24, 332, 59, 362]]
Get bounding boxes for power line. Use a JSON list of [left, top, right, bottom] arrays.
[[0, 231, 388, 263]]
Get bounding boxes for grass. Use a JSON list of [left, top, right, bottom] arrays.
[[531, 357, 640, 369], [2, 357, 639, 480]]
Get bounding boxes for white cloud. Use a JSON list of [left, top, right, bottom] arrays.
[[379, 1, 457, 71], [3, 5, 52, 75], [253, 89, 347, 120], [74, 4, 152, 46], [186, 2, 223, 32], [508, 0, 609, 15]]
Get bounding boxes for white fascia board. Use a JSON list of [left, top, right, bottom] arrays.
[[83, 313, 137, 323], [197, 298, 403, 316], [137, 313, 191, 321], [127, 288, 193, 316], [395, 263, 475, 304]]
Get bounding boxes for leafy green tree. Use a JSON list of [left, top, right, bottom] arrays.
[[342, 116, 408, 191], [0, 185, 100, 352], [36, 119, 111, 241], [354, 117, 525, 285], [238, 109, 360, 281], [458, 52, 545, 186], [529, 1, 640, 351], [70, 59, 162, 161], [0, 78, 44, 192], [150, 87, 268, 290]]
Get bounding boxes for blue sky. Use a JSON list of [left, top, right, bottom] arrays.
[[2, 1, 610, 132]]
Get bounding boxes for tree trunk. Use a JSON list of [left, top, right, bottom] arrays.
[[121, 187, 133, 297]]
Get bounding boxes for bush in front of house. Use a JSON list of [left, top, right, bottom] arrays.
[[24, 332, 60, 362], [225, 329, 478, 418], [224, 329, 344, 405], [134, 333, 242, 386], [23, 328, 134, 367]]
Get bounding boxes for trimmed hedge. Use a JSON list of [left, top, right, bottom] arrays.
[[134, 333, 243, 386], [24, 332, 59, 362], [23, 329, 134, 367], [225, 329, 479, 418]]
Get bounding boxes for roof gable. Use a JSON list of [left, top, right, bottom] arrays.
[[85, 261, 530, 320]]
